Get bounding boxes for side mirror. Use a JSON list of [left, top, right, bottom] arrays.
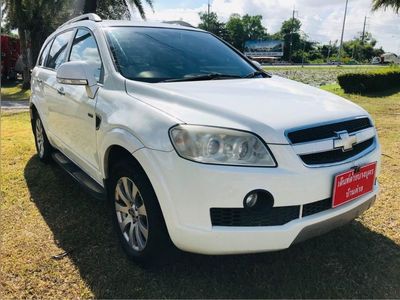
[[251, 60, 262, 69], [56, 61, 98, 98]]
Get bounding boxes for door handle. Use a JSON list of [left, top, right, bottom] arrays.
[[57, 86, 65, 96], [37, 78, 43, 84]]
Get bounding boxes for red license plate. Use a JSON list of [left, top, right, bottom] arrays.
[[332, 162, 377, 208]]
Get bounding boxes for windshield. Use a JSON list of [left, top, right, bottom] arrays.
[[105, 27, 257, 83]]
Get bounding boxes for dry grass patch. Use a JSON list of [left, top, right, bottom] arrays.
[[1, 89, 399, 298]]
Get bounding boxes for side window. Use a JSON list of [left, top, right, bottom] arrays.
[[45, 30, 73, 70], [38, 39, 53, 66], [69, 29, 103, 82]]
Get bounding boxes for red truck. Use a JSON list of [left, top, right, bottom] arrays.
[[1, 35, 21, 80]]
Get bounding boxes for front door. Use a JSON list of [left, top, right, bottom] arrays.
[[55, 28, 103, 179]]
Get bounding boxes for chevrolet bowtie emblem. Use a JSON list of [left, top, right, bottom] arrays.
[[334, 130, 357, 152]]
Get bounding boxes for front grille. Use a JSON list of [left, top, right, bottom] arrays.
[[302, 198, 332, 217], [300, 138, 374, 165], [287, 118, 372, 144], [210, 206, 300, 227]]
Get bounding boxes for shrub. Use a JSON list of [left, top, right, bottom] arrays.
[[337, 68, 400, 94]]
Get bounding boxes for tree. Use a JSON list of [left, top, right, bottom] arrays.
[[2, 0, 155, 88], [0, 17, 14, 35], [3, 0, 72, 88], [372, 0, 400, 13], [225, 14, 268, 51], [319, 40, 339, 61], [341, 32, 384, 62], [96, 0, 131, 19], [83, 0, 154, 19], [278, 17, 302, 61], [198, 11, 228, 40], [241, 15, 268, 41]]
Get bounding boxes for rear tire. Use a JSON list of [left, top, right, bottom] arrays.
[[108, 159, 174, 265], [33, 114, 52, 163]]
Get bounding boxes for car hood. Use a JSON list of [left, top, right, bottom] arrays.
[[125, 76, 369, 144]]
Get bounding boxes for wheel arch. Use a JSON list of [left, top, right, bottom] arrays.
[[29, 103, 41, 132], [104, 145, 138, 180], [29, 102, 38, 120], [99, 129, 145, 179], [29, 99, 45, 129], [104, 144, 173, 231]]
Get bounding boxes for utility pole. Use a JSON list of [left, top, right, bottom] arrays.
[[327, 40, 332, 63], [207, 0, 211, 31], [289, 8, 297, 63], [361, 16, 367, 44], [338, 0, 349, 64], [301, 40, 306, 67]]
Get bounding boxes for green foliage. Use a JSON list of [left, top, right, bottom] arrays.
[[319, 41, 339, 60], [340, 32, 384, 63], [83, 0, 153, 19], [241, 15, 268, 41], [198, 12, 228, 39], [111, 0, 153, 19], [1, 20, 14, 35], [225, 14, 246, 50], [278, 17, 302, 61], [337, 68, 400, 93], [225, 14, 268, 51], [372, 0, 400, 13], [96, 0, 130, 19], [3, 0, 74, 59], [280, 18, 301, 36], [197, 11, 385, 64], [2, 0, 73, 87]]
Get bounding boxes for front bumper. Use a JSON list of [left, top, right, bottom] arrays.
[[175, 193, 376, 254], [133, 143, 380, 255]]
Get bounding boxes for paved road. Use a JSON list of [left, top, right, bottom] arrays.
[[1, 100, 29, 111]]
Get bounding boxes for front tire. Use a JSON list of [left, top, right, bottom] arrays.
[[108, 160, 173, 264], [33, 114, 52, 163]]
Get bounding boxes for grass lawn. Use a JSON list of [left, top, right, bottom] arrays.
[[1, 87, 399, 298], [1, 81, 31, 101]]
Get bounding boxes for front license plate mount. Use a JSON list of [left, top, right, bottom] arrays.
[[332, 162, 377, 208]]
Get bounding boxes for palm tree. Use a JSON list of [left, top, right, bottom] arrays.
[[84, 0, 154, 19], [3, 0, 71, 88], [372, 0, 400, 13]]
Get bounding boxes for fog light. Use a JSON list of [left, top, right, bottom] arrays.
[[243, 190, 274, 211], [244, 192, 258, 208]]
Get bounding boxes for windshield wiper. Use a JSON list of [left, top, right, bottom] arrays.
[[163, 73, 244, 82], [245, 70, 269, 78]]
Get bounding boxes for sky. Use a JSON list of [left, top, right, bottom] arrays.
[[135, 0, 400, 53]]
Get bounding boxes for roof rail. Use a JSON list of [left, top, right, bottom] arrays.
[[58, 13, 102, 28]]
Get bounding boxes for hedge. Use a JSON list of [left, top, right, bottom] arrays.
[[337, 69, 400, 94]]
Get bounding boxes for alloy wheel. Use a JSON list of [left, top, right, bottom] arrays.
[[35, 118, 45, 158], [114, 177, 149, 251]]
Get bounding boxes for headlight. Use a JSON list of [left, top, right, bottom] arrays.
[[169, 125, 276, 167]]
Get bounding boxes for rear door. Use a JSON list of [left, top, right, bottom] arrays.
[[31, 38, 53, 130], [43, 29, 75, 148]]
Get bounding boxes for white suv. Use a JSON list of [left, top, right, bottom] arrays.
[[30, 14, 381, 263]]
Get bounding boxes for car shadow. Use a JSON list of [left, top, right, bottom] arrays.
[[24, 155, 400, 299]]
